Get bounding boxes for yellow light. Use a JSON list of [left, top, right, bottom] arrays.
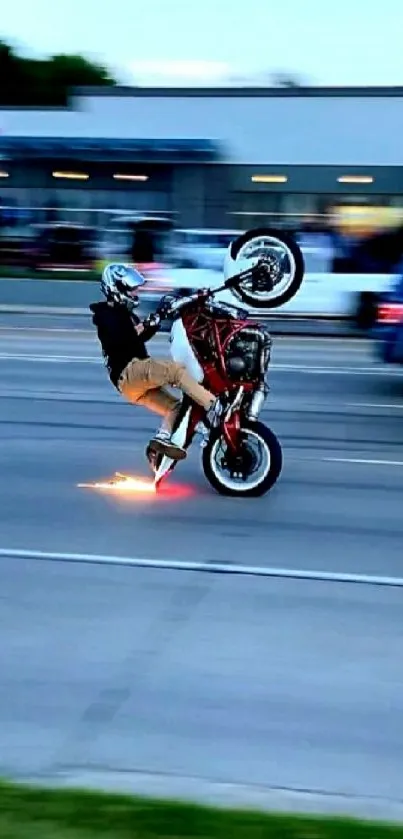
[[113, 174, 149, 181], [0, 171, 9, 178], [337, 175, 374, 184], [78, 473, 156, 494], [251, 175, 288, 184], [52, 171, 89, 180], [332, 204, 403, 236]]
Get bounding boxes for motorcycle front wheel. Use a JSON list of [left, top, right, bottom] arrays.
[[228, 227, 304, 309], [202, 421, 282, 497]]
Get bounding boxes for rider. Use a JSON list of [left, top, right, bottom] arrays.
[[90, 264, 222, 461]]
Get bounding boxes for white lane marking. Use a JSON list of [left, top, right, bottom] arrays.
[[324, 457, 403, 467], [0, 353, 99, 363], [0, 325, 365, 343], [0, 328, 168, 340], [0, 353, 396, 376], [348, 402, 403, 410], [0, 328, 360, 342], [1, 391, 400, 417], [0, 327, 92, 334], [1, 548, 403, 588], [275, 338, 368, 347], [272, 363, 403, 376]]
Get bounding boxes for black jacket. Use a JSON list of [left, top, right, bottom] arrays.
[[90, 301, 159, 387]]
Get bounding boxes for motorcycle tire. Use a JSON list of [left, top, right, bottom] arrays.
[[202, 420, 282, 497], [228, 226, 304, 309]]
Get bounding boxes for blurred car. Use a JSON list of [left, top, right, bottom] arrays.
[[373, 272, 403, 364], [29, 223, 97, 271], [295, 230, 334, 274], [333, 225, 403, 275], [0, 224, 33, 267], [170, 228, 243, 271], [97, 213, 175, 274]]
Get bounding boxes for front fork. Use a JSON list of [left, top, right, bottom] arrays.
[[222, 379, 269, 453], [222, 386, 244, 453]]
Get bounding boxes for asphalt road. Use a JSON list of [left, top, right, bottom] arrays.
[[1, 317, 403, 819]]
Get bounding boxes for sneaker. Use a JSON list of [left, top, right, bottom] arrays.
[[148, 430, 187, 461]]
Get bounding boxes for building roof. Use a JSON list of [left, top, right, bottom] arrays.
[[0, 136, 220, 162], [73, 85, 403, 99], [1, 86, 403, 167]]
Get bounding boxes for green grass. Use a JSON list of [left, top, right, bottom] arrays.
[[0, 780, 402, 839], [0, 266, 98, 281]]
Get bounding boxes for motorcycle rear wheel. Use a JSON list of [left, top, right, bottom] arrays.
[[202, 420, 282, 497]]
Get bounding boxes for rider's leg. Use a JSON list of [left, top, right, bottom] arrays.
[[133, 386, 180, 429], [136, 387, 187, 460], [119, 359, 222, 458], [120, 358, 217, 410], [144, 359, 223, 424], [119, 366, 186, 460]]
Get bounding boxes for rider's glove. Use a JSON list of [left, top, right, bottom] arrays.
[[156, 300, 173, 319], [144, 312, 161, 329]]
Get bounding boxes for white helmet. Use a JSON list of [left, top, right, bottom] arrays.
[[101, 263, 146, 308]]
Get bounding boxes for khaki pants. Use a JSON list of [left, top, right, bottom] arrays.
[[118, 358, 215, 434]]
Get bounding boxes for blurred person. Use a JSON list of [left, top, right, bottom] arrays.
[[353, 224, 403, 273], [131, 228, 154, 264], [335, 224, 403, 274], [90, 264, 222, 461]]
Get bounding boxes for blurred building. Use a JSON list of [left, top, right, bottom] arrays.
[[1, 86, 403, 229]]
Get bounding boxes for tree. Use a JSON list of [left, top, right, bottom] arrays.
[[271, 72, 306, 88], [0, 41, 117, 106], [225, 70, 308, 88]]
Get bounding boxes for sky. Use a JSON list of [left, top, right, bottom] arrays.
[[1, 0, 403, 87]]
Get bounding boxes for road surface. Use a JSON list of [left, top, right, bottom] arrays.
[[1, 317, 403, 819]]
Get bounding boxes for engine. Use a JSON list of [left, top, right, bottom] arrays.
[[224, 327, 264, 382]]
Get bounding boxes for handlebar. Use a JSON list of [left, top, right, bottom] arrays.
[[163, 288, 211, 316], [160, 259, 268, 318]]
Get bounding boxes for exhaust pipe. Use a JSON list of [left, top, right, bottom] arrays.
[[248, 384, 268, 421]]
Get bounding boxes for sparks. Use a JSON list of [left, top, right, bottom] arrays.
[[78, 472, 156, 494]]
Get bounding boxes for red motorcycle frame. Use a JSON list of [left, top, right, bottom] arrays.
[[181, 304, 263, 454]]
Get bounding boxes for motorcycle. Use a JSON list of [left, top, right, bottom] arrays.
[[147, 227, 305, 497]]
